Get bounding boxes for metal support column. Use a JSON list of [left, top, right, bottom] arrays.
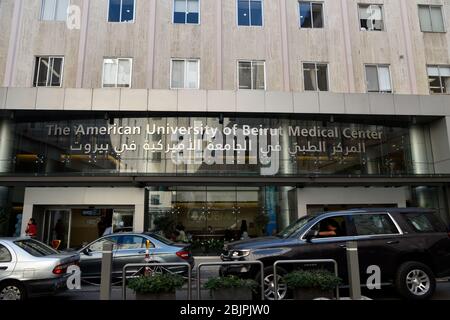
[[99, 242, 114, 300], [346, 241, 362, 300]]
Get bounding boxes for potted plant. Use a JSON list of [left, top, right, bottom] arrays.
[[127, 273, 185, 300], [284, 269, 341, 300], [204, 275, 258, 300]]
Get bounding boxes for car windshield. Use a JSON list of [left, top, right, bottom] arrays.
[[14, 239, 59, 257], [148, 233, 175, 245], [278, 215, 315, 238]]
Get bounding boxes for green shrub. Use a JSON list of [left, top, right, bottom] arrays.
[[284, 269, 342, 291], [204, 276, 258, 291], [127, 273, 185, 294]]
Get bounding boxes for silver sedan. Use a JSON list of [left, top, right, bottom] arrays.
[[78, 232, 194, 279], [0, 237, 80, 300]]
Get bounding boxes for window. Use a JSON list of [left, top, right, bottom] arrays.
[[419, 5, 445, 32], [299, 2, 323, 28], [33, 56, 64, 87], [365, 64, 392, 93], [237, 0, 263, 26], [89, 236, 119, 252], [171, 59, 200, 89], [238, 61, 265, 90], [303, 62, 328, 91], [40, 0, 69, 21], [117, 235, 151, 250], [108, 0, 135, 22], [359, 4, 384, 31], [174, 0, 199, 24], [352, 214, 399, 236], [102, 58, 132, 88], [427, 65, 450, 94], [0, 244, 12, 263], [309, 216, 348, 238], [404, 212, 447, 233], [150, 195, 161, 205], [14, 239, 58, 257]]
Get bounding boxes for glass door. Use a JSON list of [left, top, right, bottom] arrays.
[[42, 209, 71, 249], [112, 209, 134, 232]]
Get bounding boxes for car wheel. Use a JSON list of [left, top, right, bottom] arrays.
[[0, 281, 27, 301], [395, 261, 436, 300], [255, 266, 289, 301]]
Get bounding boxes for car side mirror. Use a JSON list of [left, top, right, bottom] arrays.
[[304, 230, 318, 242], [83, 248, 92, 256]]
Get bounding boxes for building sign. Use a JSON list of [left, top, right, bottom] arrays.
[[43, 122, 385, 176], [10, 116, 416, 176]]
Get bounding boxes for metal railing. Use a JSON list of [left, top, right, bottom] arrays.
[[197, 261, 265, 300], [122, 262, 192, 300], [273, 259, 339, 300]]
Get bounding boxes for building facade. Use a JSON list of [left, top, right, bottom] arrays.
[[1, 0, 450, 250]]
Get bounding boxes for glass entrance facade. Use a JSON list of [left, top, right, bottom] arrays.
[[146, 186, 296, 253], [0, 112, 448, 243]]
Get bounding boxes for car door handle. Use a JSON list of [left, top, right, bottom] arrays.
[[138, 250, 147, 254], [0, 267, 7, 271], [339, 244, 347, 249], [386, 240, 399, 245]]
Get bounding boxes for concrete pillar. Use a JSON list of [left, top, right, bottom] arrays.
[[279, 123, 294, 229], [409, 125, 433, 174], [0, 119, 13, 236]]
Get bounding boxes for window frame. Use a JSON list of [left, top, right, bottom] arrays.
[[427, 64, 450, 94], [173, 0, 201, 25], [169, 58, 201, 90], [237, 60, 267, 90], [357, 3, 385, 32], [418, 4, 446, 33], [364, 64, 393, 93], [302, 61, 329, 92], [298, 1, 324, 29], [40, 0, 70, 22], [300, 212, 403, 241], [299, 215, 353, 241], [107, 0, 136, 23], [101, 57, 133, 88], [236, 0, 264, 27], [33, 56, 65, 88]]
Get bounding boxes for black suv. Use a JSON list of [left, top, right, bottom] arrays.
[[220, 208, 450, 300]]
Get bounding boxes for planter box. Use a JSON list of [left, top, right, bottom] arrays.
[[293, 288, 334, 300], [135, 292, 176, 300], [210, 288, 253, 300]]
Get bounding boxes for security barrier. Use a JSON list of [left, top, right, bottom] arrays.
[[196, 261, 265, 300], [273, 259, 339, 300], [122, 262, 193, 300]]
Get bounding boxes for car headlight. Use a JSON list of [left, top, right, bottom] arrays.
[[231, 250, 251, 259]]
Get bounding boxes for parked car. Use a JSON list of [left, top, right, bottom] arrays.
[[78, 232, 194, 279], [220, 208, 450, 300], [0, 237, 80, 300]]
